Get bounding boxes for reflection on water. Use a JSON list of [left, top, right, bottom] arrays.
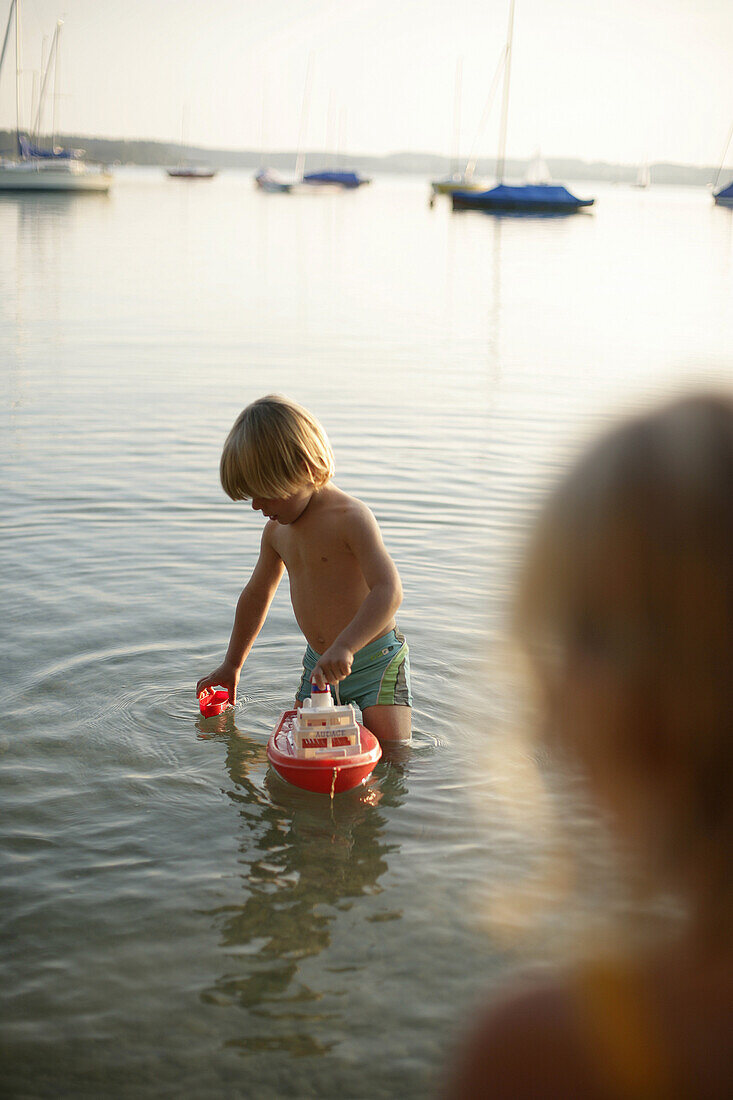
[[198, 715, 405, 1058]]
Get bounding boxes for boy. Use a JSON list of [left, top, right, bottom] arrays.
[[196, 394, 412, 743]]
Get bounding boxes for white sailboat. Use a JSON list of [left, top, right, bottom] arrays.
[[431, 57, 496, 196], [525, 149, 552, 184], [255, 56, 313, 193], [632, 161, 651, 189], [0, 0, 111, 193]]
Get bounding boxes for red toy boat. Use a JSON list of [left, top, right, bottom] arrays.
[[267, 691, 381, 794], [198, 687, 231, 717]]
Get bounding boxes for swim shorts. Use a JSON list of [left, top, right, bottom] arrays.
[[296, 628, 412, 711]]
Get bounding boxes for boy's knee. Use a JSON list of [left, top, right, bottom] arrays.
[[362, 704, 412, 744]]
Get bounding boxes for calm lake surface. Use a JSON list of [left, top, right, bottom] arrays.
[[2, 170, 732, 1098]]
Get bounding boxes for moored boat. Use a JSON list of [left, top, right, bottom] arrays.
[[713, 179, 730, 206], [302, 169, 371, 188], [431, 58, 496, 198], [0, 156, 111, 191], [451, 0, 594, 217], [166, 165, 217, 179], [713, 181, 733, 207], [452, 182, 594, 213], [0, 3, 112, 193], [432, 174, 489, 196], [632, 161, 651, 189], [254, 167, 293, 192], [712, 120, 733, 207]]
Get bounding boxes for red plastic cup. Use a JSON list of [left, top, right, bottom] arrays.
[[198, 688, 231, 717]]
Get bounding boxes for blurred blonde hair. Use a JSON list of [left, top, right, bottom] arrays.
[[219, 394, 335, 500], [514, 393, 733, 908]]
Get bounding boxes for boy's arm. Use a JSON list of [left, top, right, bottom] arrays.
[[196, 523, 284, 704], [312, 505, 403, 689]]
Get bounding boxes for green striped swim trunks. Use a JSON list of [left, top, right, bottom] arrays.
[[296, 628, 412, 710]]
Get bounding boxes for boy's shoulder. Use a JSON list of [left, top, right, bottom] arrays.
[[317, 484, 373, 521], [310, 485, 383, 547]]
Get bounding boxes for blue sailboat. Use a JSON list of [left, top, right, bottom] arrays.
[[302, 107, 371, 187], [453, 182, 594, 213], [302, 169, 371, 188], [451, 0, 594, 216]]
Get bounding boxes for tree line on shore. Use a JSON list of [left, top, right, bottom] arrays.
[[0, 129, 722, 186]]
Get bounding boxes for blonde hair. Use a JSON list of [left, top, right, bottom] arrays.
[[515, 393, 733, 904], [219, 394, 335, 500]]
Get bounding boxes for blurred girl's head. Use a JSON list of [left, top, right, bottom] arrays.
[[515, 394, 733, 918]]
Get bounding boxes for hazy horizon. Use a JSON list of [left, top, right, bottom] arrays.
[[0, 0, 731, 170]]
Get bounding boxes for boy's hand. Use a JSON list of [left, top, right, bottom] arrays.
[[196, 662, 241, 706], [312, 644, 354, 689]]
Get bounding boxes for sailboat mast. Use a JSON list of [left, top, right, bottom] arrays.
[[496, 0, 516, 184], [15, 0, 21, 155], [51, 20, 62, 150], [337, 108, 346, 169], [33, 24, 58, 141], [0, 0, 16, 88], [713, 120, 733, 193], [259, 83, 267, 169], [451, 58, 463, 176], [465, 43, 506, 180], [294, 53, 313, 183]]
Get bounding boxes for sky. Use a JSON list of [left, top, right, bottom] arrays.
[[1, 0, 732, 167]]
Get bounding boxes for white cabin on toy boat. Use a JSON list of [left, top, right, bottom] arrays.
[[292, 687, 362, 758]]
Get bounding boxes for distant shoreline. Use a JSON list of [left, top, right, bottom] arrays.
[[0, 130, 727, 187]]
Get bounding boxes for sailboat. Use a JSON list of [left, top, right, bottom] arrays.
[[167, 161, 217, 179], [712, 120, 733, 207], [300, 103, 371, 189], [253, 167, 293, 193], [632, 161, 651, 189], [0, 1, 111, 193], [431, 58, 496, 196], [166, 106, 217, 179], [431, 173, 486, 196], [452, 0, 593, 215], [302, 168, 371, 188], [525, 149, 551, 184], [255, 60, 313, 194], [255, 62, 370, 193], [714, 181, 733, 207]]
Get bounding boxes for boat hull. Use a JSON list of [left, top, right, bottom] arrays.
[[0, 168, 111, 192], [431, 177, 489, 195], [302, 171, 371, 189], [255, 179, 292, 193], [714, 183, 733, 207], [254, 169, 293, 193], [452, 183, 594, 214], [267, 710, 381, 794], [166, 168, 217, 179]]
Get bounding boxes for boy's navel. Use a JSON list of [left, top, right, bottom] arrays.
[[321, 556, 328, 563]]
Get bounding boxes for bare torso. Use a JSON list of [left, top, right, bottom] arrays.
[[266, 484, 395, 653]]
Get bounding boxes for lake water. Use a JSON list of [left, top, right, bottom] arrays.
[[1, 170, 732, 1098]]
